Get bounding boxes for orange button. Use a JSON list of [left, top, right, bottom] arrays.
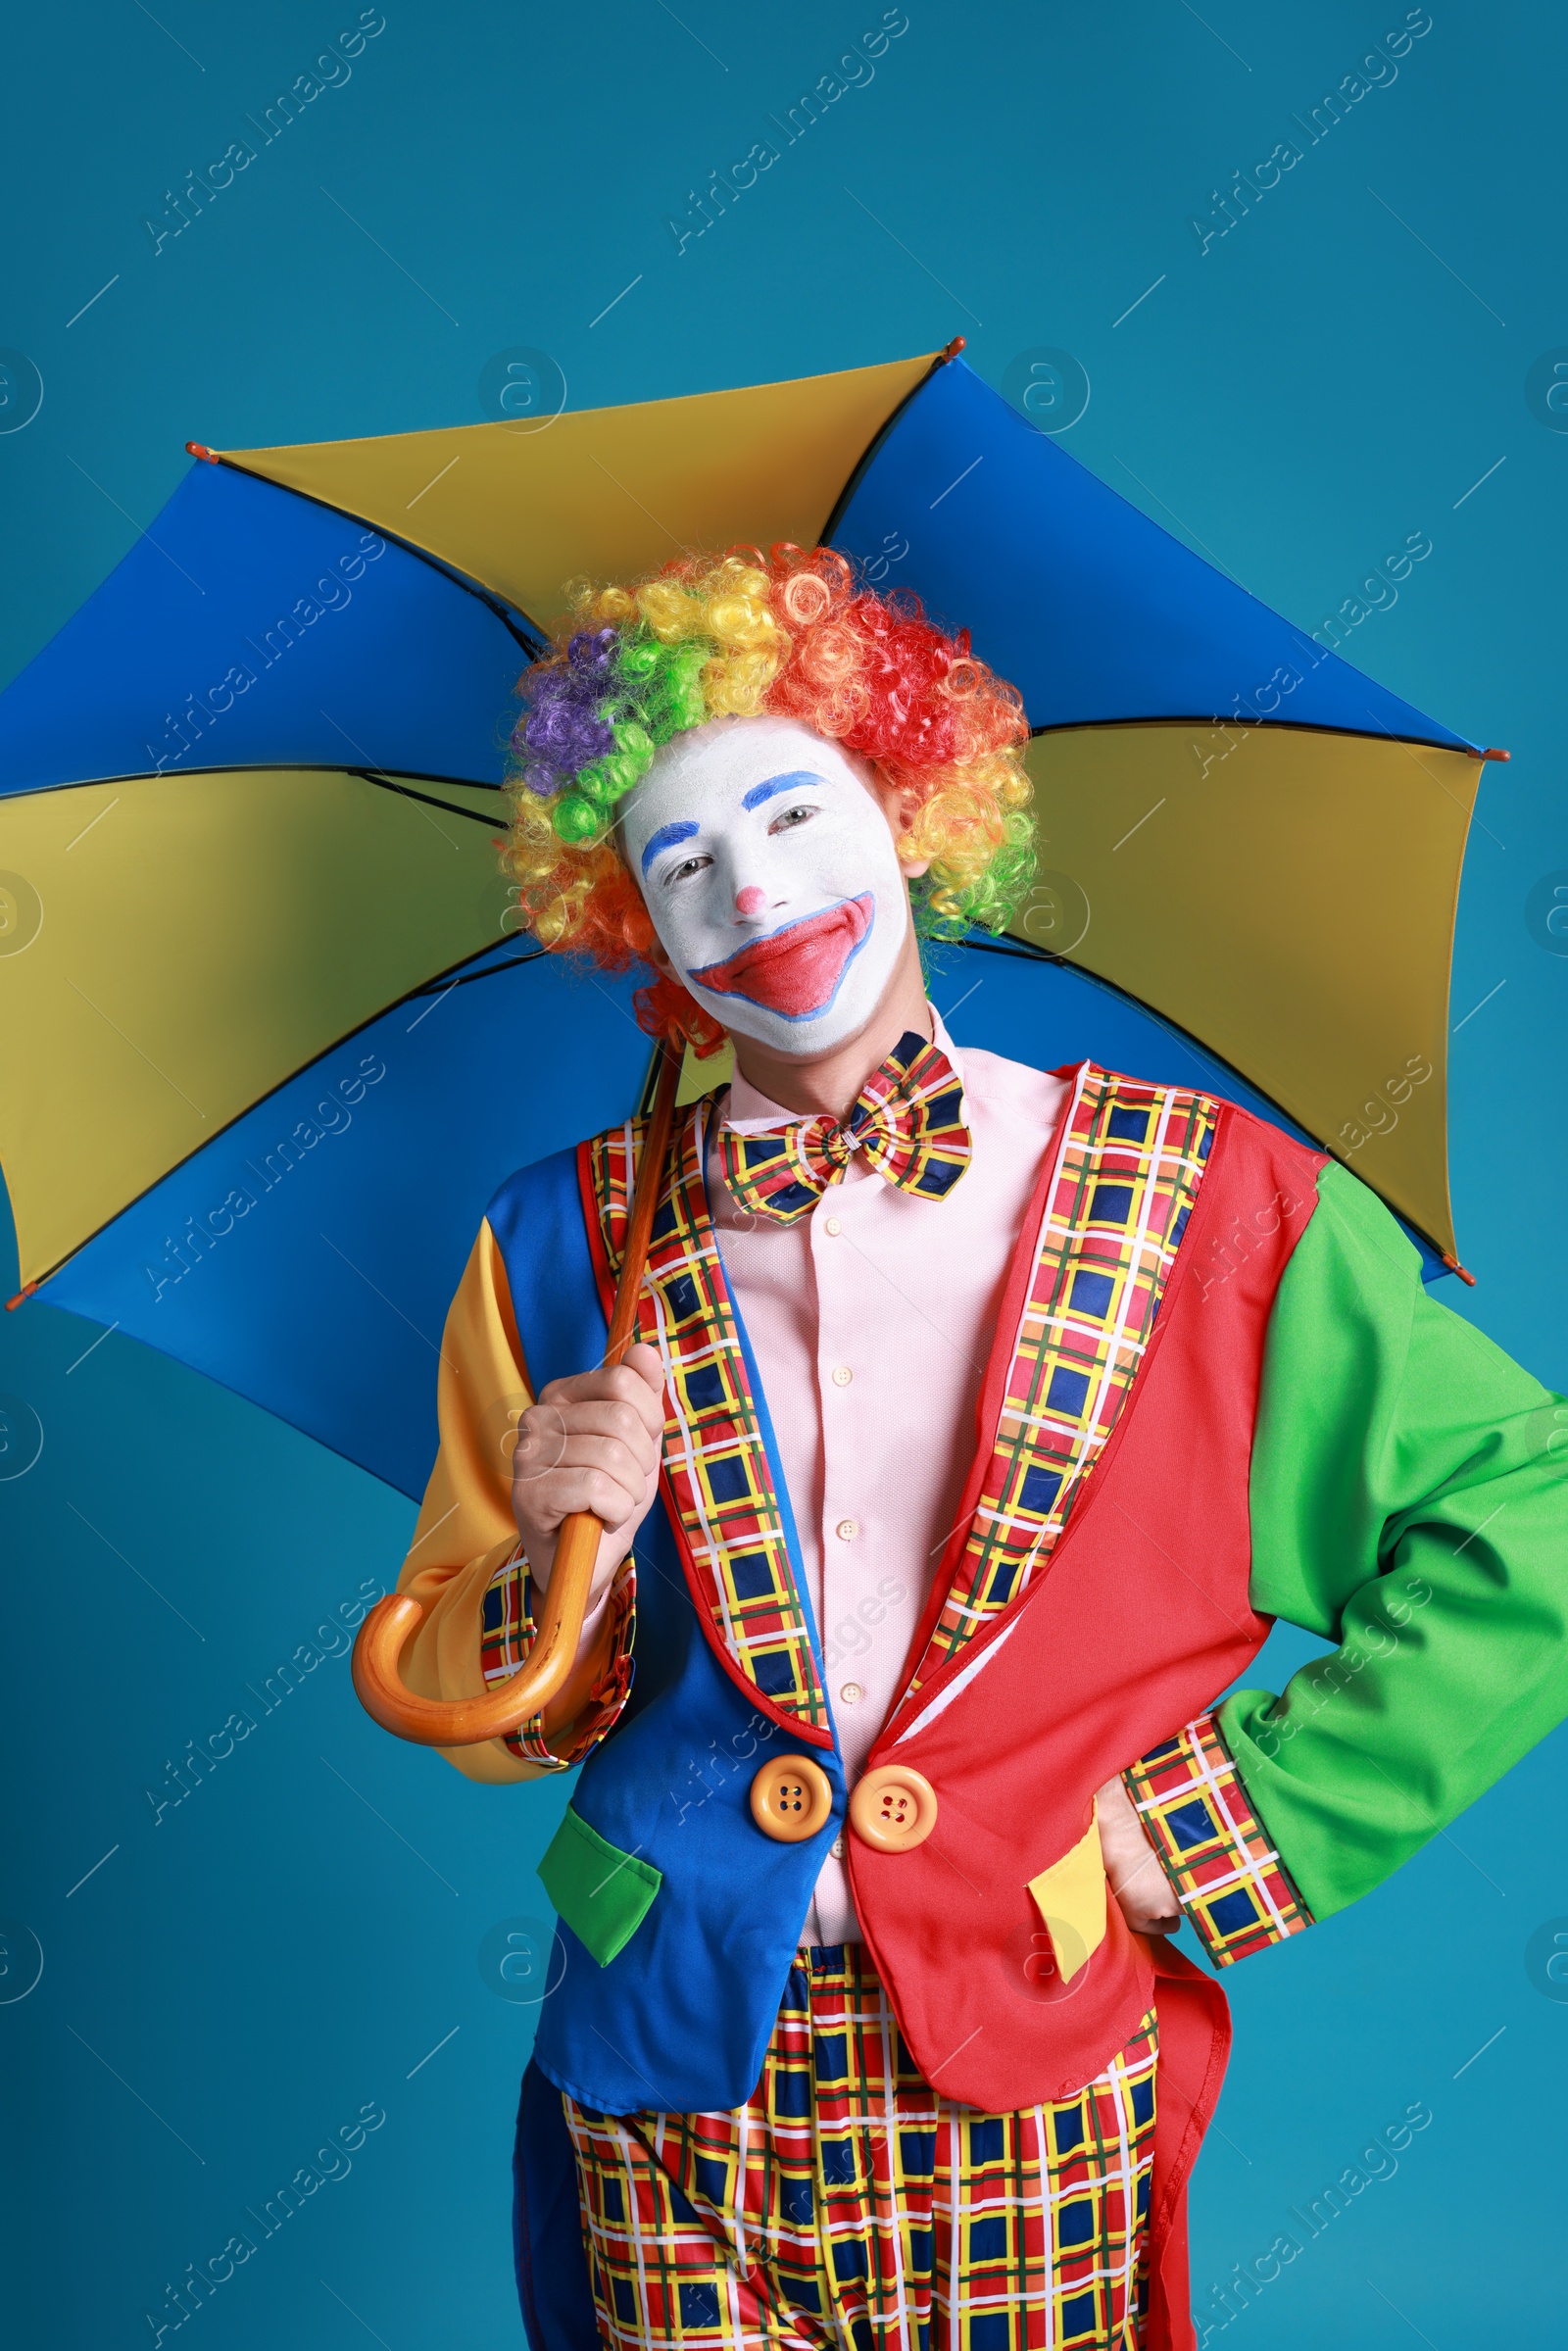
[[750, 1754, 835, 1843], [850, 1765, 938, 1852]]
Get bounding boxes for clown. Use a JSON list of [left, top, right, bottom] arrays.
[[392, 548, 1567, 2351]]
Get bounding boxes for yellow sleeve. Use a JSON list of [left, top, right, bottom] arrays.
[[395, 1218, 545, 1785]]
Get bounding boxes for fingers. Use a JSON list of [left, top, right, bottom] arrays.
[[522, 1432, 655, 1512], [517, 1460, 651, 1539], [618, 1341, 665, 1397], [514, 1398, 660, 1486], [1106, 1850, 1181, 1935], [538, 1352, 665, 1439], [1122, 1901, 1182, 1936], [513, 1350, 667, 1602], [1096, 1774, 1182, 1936], [1104, 1851, 1167, 1907]]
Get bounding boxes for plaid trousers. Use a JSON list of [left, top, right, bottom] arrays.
[[564, 1944, 1157, 2351]]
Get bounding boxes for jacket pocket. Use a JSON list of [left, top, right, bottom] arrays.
[[537, 1806, 662, 1969]]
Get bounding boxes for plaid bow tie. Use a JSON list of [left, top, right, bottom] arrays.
[[716, 1031, 971, 1226]]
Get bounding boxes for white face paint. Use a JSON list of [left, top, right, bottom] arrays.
[[617, 714, 912, 1056]]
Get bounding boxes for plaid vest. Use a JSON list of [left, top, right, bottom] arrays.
[[486, 1064, 1324, 2116]]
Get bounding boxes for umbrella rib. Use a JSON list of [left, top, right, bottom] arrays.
[[0, 760, 510, 803], [209, 453, 549, 659], [1022, 713, 1482, 756], [403, 951, 544, 998], [350, 769, 505, 828], [819, 346, 958, 553]]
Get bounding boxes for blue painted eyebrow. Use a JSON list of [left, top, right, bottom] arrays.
[[742, 768, 824, 812], [640, 818, 700, 875]]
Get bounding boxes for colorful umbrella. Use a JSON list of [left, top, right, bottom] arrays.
[[0, 344, 1495, 1498]]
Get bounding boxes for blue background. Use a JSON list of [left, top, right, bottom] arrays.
[[1, 4, 1564, 2345]]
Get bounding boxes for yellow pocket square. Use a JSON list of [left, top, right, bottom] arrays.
[[1026, 1801, 1108, 1984]]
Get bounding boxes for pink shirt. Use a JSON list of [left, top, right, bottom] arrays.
[[710, 1014, 1067, 1943]]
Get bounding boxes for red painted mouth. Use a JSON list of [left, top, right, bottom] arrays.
[[689, 895, 875, 1020]]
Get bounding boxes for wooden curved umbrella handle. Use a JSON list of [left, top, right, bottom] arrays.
[[352, 1045, 682, 1749], [351, 1508, 602, 1746]]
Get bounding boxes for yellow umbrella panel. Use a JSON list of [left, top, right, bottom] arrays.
[[216, 352, 938, 627], [1011, 723, 1482, 1261], [0, 767, 511, 1286]]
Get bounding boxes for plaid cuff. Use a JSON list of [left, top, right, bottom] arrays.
[[479, 1547, 635, 1769], [1123, 1711, 1311, 1966]]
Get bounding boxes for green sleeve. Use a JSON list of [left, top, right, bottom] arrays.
[[1219, 1159, 1568, 1921]]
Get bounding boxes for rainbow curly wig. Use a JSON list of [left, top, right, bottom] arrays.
[[501, 544, 1035, 1050]]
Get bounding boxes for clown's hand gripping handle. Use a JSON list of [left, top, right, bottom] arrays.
[[351, 1048, 680, 1749]]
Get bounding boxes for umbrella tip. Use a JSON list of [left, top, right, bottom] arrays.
[[940, 336, 966, 362], [185, 441, 219, 463], [1442, 1252, 1478, 1287], [1482, 747, 1510, 761], [5, 1282, 36, 1311]]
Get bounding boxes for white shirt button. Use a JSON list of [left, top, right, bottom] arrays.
[[836, 1518, 858, 1543], [831, 1364, 853, 1388], [831, 1835, 845, 1859], [823, 1215, 842, 1236], [839, 1681, 864, 1705]]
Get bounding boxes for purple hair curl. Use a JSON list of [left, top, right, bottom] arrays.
[[510, 628, 621, 796]]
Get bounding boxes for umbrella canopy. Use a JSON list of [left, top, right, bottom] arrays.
[[0, 346, 1492, 1495]]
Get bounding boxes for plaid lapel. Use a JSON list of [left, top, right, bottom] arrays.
[[586, 1100, 833, 1744], [584, 1062, 1216, 1748], [891, 1064, 1220, 1717]]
